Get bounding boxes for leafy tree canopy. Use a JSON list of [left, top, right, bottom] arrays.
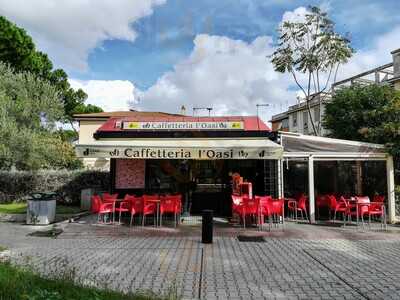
[[271, 6, 353, 135], [0, 63, 82, 170], [0, 16, 102, 126], [324, 84, 400, 156]]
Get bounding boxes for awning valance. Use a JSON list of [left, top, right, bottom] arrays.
[[76, 138, 283, 160]]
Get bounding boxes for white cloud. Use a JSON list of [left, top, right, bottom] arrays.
[[337, 26, 400, 80], [281, 6, 307, 23], [69, 79, 136, 112], [0, 0, 166, 71], [138, 34, 296, 123]]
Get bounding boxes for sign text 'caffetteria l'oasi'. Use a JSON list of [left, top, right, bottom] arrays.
[[79, 147, 282, 160], [122, 121, 244, 130]]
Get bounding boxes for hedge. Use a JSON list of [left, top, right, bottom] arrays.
[[0, 170, 110, 205]]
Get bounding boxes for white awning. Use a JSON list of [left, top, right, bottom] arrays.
[[76, 138, 283, 160], [280, 132, 388, 160]]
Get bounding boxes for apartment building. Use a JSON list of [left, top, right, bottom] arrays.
[[271, 48, 400, 135]]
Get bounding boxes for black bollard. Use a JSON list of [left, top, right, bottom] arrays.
[[202, 210, 213, 244]]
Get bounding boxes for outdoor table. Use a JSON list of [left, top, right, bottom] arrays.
[[146, 199, 161, 227]]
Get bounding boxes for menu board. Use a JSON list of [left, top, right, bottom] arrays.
[[115, 159, 145, 189]]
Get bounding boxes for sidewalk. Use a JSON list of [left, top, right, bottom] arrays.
[[1, 220, 400, 299]]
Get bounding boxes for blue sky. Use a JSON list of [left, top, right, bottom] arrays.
[[79, 0, 400, 88], [1, 0, 400, 120]]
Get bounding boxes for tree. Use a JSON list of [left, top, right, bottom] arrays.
[[0, 63, 82, 170], [0, 16, 102, 129], [323, 84, 400, 156], [270, 6, 354, 135]]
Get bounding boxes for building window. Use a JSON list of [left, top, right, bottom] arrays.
[[303, 111, 308, 130], [314, 106, 320, 122], [282, 118, 289, 129], [292, 113, 297, 127]]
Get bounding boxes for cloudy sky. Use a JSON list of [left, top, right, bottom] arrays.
[[1, 0, 399, 123]]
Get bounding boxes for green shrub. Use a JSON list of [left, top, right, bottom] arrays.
[[0, 170, 109, 205]]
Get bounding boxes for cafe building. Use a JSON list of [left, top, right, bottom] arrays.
[[74, 111, 396, 223]]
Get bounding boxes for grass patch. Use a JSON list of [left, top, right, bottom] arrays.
[[0, 203, 82, 215], [0, 203, 26, 214], [0, 261, 173, 300], [0, 246, 6, 252]]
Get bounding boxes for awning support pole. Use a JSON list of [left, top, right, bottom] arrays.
[[278, 159, 283, 199], [308, 155, 316, 223], [386, 155, 396, 223]]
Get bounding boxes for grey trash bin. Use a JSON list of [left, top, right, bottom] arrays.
[[26, 193, 56, 225], [81, 188, 95, 211]]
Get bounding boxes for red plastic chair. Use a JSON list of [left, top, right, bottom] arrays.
[[160, 195, 181, 227], [114, 194, 133, 224], [240, 197, 259, 228], [264, 198, 285, 230], [257, 195, 272, 225], [288, 195, 308, 221], [329, 195, 350, 223], [142, 194, 158, 226], [231, 194, 243, 220], [101, 193, 118, 222], [368, 201, 387, 229], [91, 195, 102, 213], [91, 195, 114, 223], [128, 196, 144, 226]]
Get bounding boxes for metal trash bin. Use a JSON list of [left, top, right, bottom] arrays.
[[81, 188, 95, 211], [26, 193, 56, 225]]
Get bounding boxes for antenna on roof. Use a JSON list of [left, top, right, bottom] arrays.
[[193, 107, 213, 116], [256, 103, 269, 130], [180, 105, 186, 115]]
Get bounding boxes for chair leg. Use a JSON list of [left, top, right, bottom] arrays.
[[369, 213, 372, 229], [142, 214, 145, 227], [130, 213, 134, 227], [304, 209, 309, 222], [119, 211, 122, 225], [174, 213, 177, 228], [160, 213, 163, 227]]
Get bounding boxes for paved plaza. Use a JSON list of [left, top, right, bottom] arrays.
[[1, 218, 400, 299]]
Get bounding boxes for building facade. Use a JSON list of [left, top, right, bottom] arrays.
[[271, 48, 400, 135]]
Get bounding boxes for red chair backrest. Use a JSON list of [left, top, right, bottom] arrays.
[[269, 198, 284, 215], [91, 195, 102, 213], [143, 194, 159, 201], [298, 195, 308, 210], [257, 196, 272, 214], [103, 193, 118, 202], [327, 195, 337, 210], [242, 197, 258, 214], [373, 195, 385, 203], [130, 196, 144, 213], [339, 196, 349, 207], [161, 196, 179, 213]]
